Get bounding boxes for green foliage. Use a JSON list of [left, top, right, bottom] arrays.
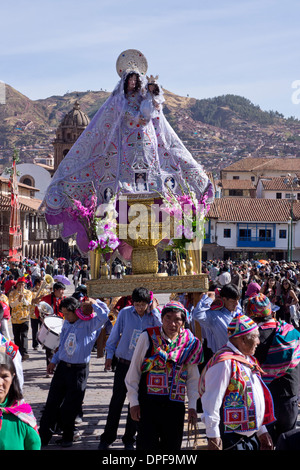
[[4, 147, 21, 176], [191, 94, 285, 127]]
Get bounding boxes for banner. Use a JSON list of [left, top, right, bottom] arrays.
[[8, 160, 22, 261]]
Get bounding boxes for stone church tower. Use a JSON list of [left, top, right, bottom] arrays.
[[53, 101, 90, 171]]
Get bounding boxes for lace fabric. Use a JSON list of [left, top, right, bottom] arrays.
[[42, 70, 214, 253]]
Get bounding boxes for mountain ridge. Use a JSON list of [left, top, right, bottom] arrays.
[[1, 83, 300, 177]]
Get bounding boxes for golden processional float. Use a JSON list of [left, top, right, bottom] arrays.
[[41, 49, 214, 304], [87, 193, 209, 300]]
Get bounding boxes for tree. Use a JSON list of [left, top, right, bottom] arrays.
[[4, 147, 21, 176]]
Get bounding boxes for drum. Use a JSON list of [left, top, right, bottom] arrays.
[[37, 301, 53, 321], [37, 315, 64, 351]]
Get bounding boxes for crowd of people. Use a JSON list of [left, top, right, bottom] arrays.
[[0, 255, 300, 451]]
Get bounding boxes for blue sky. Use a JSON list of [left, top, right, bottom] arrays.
[[1, 0, 300, 118]]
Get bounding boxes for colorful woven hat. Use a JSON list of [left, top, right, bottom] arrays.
[[247, 293, 272, 318], [228, 313, 258, 338], [161, 301, 187, 318]]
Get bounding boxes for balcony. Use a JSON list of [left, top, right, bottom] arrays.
[[237, 236, 275, 248], [30, 229, 60, 241], [204, 220, 211, 244], [237, 223, 276, 248]]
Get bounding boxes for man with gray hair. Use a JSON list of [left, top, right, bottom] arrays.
[[199, 313, 275, 450]]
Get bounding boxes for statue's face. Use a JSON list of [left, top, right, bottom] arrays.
[[127, 74, 137, 91]]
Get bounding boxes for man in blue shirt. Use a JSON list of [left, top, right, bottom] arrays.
[[98, 287, 161, 450], [39, 296, 109, 448], [192, 284, 241, 355]]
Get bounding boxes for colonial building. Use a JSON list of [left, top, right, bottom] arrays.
[[53, 101, 90, 171], [0, 101, 91, 260], [203, 197, 300, 261], [0, 175, 60, 259], [218, 178, 256, 198], [220, 156, 300, 184], [2, 162, 53, 201], [256, 175, 300, 200]]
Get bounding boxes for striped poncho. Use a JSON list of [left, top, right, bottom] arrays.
[[259, 319, 300, 385], [141, 326, 203, 372], [141, 326, 203, 402]]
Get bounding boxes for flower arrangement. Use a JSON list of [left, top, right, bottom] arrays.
[[65, 193, 120, 254], [161, 186, 210, 254]]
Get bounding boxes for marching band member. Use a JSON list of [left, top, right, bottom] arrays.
[[8, 277, 32, 361], [37, 281, 66, 366], [39, 297, 109, 447], [30, 277, 49, 350]]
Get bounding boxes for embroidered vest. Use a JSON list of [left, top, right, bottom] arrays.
[[140, 327, 199, 403], [199, 347, 275, 433]]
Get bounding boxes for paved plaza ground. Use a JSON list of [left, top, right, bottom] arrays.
[[18, 283, 208, 451], [11, 278, 300, 452]]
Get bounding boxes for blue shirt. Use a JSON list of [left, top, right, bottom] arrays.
[[192, 295, 241, 353], [51, 299, 109, 365], [105, 305, 162, 362]]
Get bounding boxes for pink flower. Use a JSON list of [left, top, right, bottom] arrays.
[[88, 240, 98, 251], [108, 237, 120, 250]]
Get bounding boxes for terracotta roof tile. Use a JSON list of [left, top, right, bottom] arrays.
[[220, 179, 256, 189], [222, 157, 300, 172], [0, 194, 42, 212], [0, 176, 39, 191], [261, 176, 300, 191], [207, 197, 300, 222]]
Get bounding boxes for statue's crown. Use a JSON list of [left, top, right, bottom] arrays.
[[146, 74, 159, 84]]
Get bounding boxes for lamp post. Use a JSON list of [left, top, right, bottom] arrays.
[[283, 174, 300, 262]]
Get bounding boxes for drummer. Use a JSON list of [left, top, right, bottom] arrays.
[[39, 296, 109, 448], [36, 282, 66, 367], [36, 282, 66, 320]]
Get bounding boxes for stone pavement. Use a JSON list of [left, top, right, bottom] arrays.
[[18, 282, 208, 451], [22, 346, 208, 451], [15, 278, 300, 452]]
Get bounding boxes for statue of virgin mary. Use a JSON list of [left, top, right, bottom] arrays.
[[42, 49, 213, 253]]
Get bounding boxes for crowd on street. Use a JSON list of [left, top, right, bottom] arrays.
[[0, 255, 300, 451]]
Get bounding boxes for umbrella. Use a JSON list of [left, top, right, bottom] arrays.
[[57, 257, 67, 261], [258, 260, 268, 265], [53, 275, 71, 285]]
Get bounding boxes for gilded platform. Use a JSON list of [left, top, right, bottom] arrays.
[[86, 273, 209, 298]]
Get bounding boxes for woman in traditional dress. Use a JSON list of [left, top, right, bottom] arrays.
[[0, 349, 41, 450]]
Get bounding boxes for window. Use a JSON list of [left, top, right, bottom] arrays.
[[224, 229, 231, 238], [20, 175, 35, 187], [239, 228, 251, 240], [233, 176, 240, 180], [251, 176, 255, 181], [259, 229, 272, 241], [229, 189, 243, 196], [279, 230, 287, 239], [276, 193, 282, 199]]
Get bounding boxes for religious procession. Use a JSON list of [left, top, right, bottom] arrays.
[[1, 50, 300, 453]]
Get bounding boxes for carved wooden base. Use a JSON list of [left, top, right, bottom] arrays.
[[86, 273, 209, 298]]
